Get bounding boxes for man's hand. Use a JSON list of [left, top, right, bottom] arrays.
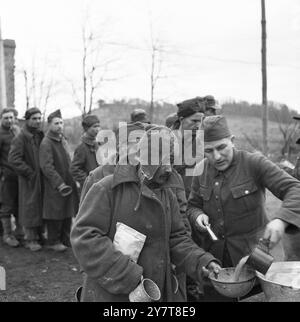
[[195, 214, 210, 232], [263, 219, 288, 249], [202, 261, 222, 278]]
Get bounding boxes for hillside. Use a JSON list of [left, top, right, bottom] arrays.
[[64, 101, 299, 163]]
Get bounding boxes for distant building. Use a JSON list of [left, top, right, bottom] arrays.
[[0, 39, 15, 111]]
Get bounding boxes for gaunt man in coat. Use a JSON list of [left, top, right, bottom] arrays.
[[9, 107, 44, 251], [187, 115, 300, 301], [39, 109, 78, 252], [78, 123, 190, 302], [71, 126, 221, 302], [70, 115, 100, 193], [0, 108, 21, 247]]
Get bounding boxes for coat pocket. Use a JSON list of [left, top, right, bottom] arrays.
[[230, 180, 259, 212]]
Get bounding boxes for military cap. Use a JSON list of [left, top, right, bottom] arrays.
[[203, 95, 221, 110], [130, 108, 150, 124], [165, 112, 178, 128], [24, 107, 41, 120], [82, 114, 100, 131], [176, 97, 205, 118], [203, 115, 231, 142], [47, 109, 62, 123]]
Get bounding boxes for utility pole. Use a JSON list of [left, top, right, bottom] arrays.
[[261, 0, 268, 155], [0, 18, 7, 112]]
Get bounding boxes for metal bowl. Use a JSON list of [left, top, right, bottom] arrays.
[[209, 267, 256, 298], [256, 261, 300, 302]]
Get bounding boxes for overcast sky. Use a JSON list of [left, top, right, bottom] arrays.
[[1, 0, 300, 118]]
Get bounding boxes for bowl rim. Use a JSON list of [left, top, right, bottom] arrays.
[[256, 271, 300, 290], [209, 267, 256, 285]]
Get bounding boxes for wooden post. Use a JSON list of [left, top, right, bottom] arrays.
[[261, 0, 268, 155]]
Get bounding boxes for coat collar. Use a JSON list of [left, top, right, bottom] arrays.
[[46, 130, 64, 142], [22, 124, 43, 139], [82, 133, 98, 151], [112, 164, 139, 189]]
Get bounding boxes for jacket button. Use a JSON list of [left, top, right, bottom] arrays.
[[215, 196, 219, 200], [215, 182, 219, 186], [245, 190, 249, 194], [146, 224, 152, 230]]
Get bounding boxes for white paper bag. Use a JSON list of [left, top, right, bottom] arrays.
[[113, 222, 146, 263]]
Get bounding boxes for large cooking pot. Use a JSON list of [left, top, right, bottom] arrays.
[[256, 261, 300, 302]]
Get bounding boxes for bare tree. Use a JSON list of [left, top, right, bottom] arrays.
[[20, 58, 58, 123], [242, 132, 263, 152], [23, 70, 30, 110], [69, 9, 121, 118], [148, 19, 166, 123]]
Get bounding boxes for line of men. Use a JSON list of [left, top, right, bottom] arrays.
[[1, 94, 300, 302], [0, 107, 99, 252], [70, 96, 300, 302]]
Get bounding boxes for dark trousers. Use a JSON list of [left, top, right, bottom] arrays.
[[0, 174, 18, 219], [45, 218, 72, 246], [24, 226, 45, 242]]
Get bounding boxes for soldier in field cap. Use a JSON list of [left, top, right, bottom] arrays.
[[39, 109, 79, 251], [187, 115, 300, 301]]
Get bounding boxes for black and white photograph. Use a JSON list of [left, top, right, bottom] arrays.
[[1, 0, 300, 306]]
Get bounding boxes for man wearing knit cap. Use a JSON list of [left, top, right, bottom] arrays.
[[0, 108, 21, 247], [172, 96, 205, 199], [70, 114, 100, 192], [130, 108, 150, 124], [39, 109, 78, 252], [187, 115, 300, 301], [9, 107, 45, 251], [71, 125, 221, 302]]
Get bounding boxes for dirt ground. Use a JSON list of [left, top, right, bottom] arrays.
[[0, 243, 82, 302], [0, 190, 288, 302]]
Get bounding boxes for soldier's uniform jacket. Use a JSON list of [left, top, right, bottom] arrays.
[[187, 149, 300, 266], [71, 164, 217, 302], [39, 131, 79, 220], [70, 135, 99, 189]]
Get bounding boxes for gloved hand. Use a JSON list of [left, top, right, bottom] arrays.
[[58, 183, 73, 197], [202, 261, 222, 278], [195, 214, 210, 232], [263, 218, 288, 249]]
